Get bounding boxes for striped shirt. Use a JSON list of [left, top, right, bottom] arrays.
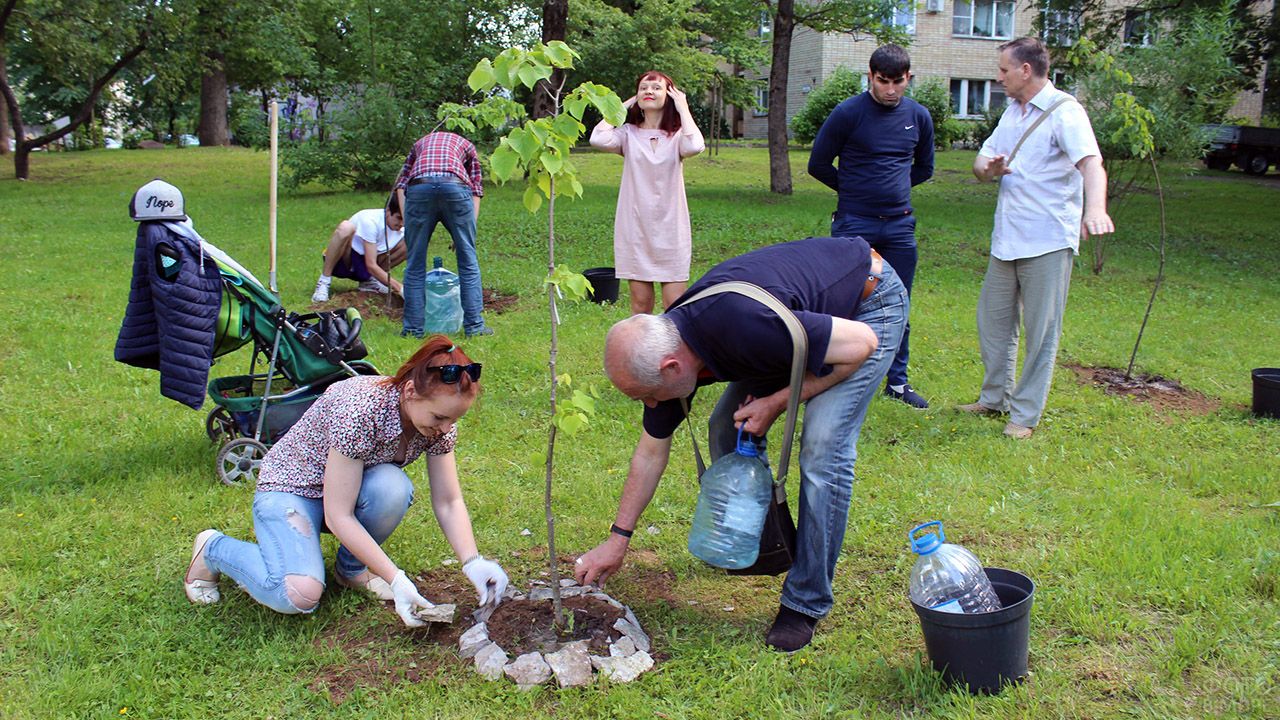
[[394, 132, 484, 197]]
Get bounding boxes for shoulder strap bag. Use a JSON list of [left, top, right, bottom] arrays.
[[676, 281, 806, 576], [1006, 96, 1071, 166]]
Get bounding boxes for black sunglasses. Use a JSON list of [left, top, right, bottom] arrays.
[[431, 363, 482, 383]]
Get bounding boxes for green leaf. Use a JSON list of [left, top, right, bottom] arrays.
[[490, 143, 520, 182], [542, 40, 578, 68], [468, 59, 496, 92], [591, 92, 626, 127], [552, 113, 585, 141], [522, 182, 543, 213], [492, 49, 524, 89], [529, 450, 547, 468], [540, 149, 564, 175], [517, 63, 553, 90], [569, 175, 584, 198], [565, 95, 589, 120], [571, 390, 596, 414], [507, 126, 542, 163]]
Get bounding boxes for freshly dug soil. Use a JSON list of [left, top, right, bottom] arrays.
[[484, 595, 625, 657], [1069, 364, 1220, 416], [313, 288, 520, 321]]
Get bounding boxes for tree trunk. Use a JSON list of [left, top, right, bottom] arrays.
[[0, 89, 9, 156], [533, 0, 568, 120], [767, 0, 795, 195], [198, 50, 229, 146]]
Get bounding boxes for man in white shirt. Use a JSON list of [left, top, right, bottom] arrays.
[[963, 37, 1114, 439], [312, 195, 406, 302]]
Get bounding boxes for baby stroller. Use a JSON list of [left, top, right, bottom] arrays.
[[204, 242, 378, 485]]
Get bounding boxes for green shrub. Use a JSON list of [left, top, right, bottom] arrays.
[[282, 86, 434, 191], [789, 67, 864, 145], [907, 78, 953, 149]]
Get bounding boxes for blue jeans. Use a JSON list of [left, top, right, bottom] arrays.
[[402, 180, 485, 336], [202, 464, 414, 614], [832, 213, 917, 387], [707, 264, 908, 619]]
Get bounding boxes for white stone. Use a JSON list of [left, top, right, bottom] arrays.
[[559, 578, 577, 587], [415, 603, 456, 624], [529, 587, 554, 601], [474, 642, 508, 681], [458, 623, 489, 659], [591, 649, 654, 683], [560, 585, 586, 598], [609, 636, 636, 657], [503, 652, 552, 690], [613, 616, 651, 653], [545, 641, 594, 688], [520, 528, 532, 536], [587, 592, 624, 609]]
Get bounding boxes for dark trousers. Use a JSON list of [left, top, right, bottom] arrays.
[[832, 212, 917, 387]]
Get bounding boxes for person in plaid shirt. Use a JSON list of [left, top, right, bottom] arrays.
[[394, 132, 494, 339]]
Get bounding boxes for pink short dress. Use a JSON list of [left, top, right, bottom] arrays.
[[590, 122, 705, 282]]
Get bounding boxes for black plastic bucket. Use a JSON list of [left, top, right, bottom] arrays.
[[911, 567, 1035, 694], [583, 267, 619, 304], [1252, 368, 1280, 418]]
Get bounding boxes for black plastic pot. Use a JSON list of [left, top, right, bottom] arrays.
[[583, 267, 619, 304], [911, 568, 1035, 694], [1252, 368, 1280, 419]]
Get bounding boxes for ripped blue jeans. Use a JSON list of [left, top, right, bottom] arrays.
[[201, 464, 414, 614]]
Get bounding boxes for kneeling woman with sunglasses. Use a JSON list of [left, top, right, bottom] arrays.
[[182, 335, 507, 626]]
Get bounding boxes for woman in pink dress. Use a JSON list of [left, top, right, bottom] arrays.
[[591, 70, 705, 314]]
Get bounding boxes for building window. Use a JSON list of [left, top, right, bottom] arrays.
[[1041, 1, 1079, 47], [1124, 10, 1155, 46], [950, 79, 1007, 116], [754, 83, 769, 116], [888, 1, 916, 34], [953, 0, 1014, 39], [758, 10, 772, 39]]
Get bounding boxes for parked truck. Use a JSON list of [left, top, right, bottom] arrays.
[[1203, 124, 1280, 175]]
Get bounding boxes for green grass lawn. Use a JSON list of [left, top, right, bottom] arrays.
[[0, 146, 1276, 719]]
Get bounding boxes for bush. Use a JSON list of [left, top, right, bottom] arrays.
[[907, 79, 953, 149], [282, 86, 434, 191], [789, 67, 864, 145], [229, 92, 271, 150]]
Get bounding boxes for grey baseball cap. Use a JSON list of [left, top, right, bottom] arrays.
[[129, 178, 187, 222]]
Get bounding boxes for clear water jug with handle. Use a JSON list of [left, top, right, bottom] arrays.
[[424, 256, 463, 334], [908, 521, 1002, 614], [688, 428, 773, 569]]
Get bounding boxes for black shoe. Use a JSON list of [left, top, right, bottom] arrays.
[[884, 383, 929, 409], [765, 605, 818, 653]]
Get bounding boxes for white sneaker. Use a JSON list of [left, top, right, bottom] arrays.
[[358, 278, 390, 294], [311, 278, 331, 303]]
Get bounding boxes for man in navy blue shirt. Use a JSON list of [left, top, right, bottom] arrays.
[[573, 237, 909, 652], [808, 45, 934, 409]]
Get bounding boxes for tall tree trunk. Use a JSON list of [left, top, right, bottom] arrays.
[[533, 0, 568, 120], [767, 0, 795, 195], [0, 89, 9, 156], [198, 50, 229, 146]]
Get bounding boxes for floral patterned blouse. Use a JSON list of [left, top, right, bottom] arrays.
[[257, 375, 457, 499]]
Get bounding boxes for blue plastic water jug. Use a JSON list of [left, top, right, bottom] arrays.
[[424, 256, 463, 334], [688, 429, 772, 569], [908, 521, 1002, 614]]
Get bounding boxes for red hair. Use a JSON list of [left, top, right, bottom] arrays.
[[625, 70, 683, 135], [381, 334, 480, 398]]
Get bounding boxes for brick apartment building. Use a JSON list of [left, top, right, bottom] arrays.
[[730, 0, 1269, 140]]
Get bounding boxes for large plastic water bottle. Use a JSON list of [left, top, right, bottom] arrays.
[[908, 521, 1003, 614], [424, 256, 463, 334], [687, 429, 772, 569]]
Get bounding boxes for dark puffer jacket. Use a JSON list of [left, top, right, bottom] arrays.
[[114, 222, 222, 409]]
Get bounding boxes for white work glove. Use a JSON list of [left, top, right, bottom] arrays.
[[462, 555, 509, 606], [389, 569, 432, 628]]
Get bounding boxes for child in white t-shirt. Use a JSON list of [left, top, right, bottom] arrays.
[[312, 195, 405, 302]]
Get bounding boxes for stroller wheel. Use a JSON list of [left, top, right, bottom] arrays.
[[216, 438, 268, 486], [206, 407, 235, 443]]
